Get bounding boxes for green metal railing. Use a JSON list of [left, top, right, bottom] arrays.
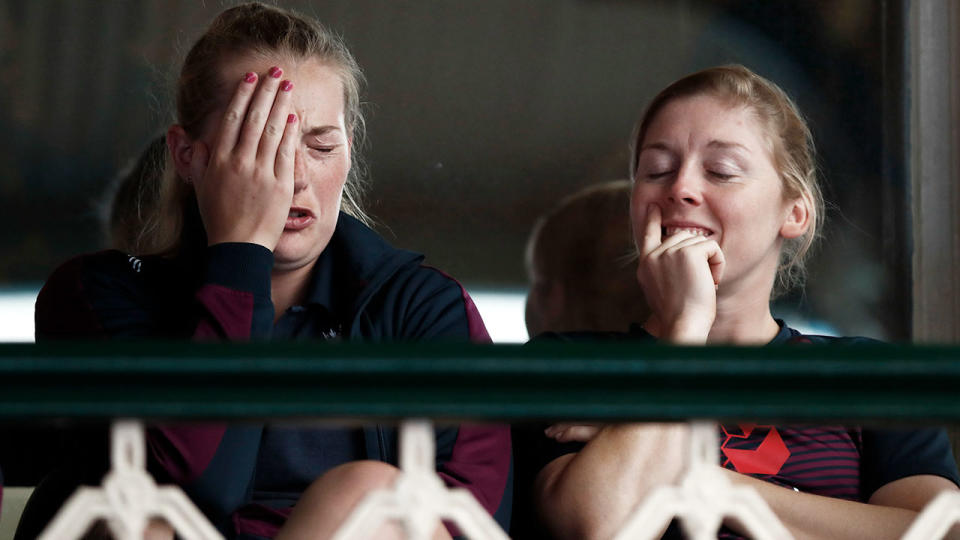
[[0, 341, 958, 423]]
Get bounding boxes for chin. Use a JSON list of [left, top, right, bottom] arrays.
[[272, 251, 321, 273], [273, 235, 326, 270]]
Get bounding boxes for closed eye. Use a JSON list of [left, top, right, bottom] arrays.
[[708, 171, 735, 180], [644, 171, 673, 181], [308, 145, 337, 154]]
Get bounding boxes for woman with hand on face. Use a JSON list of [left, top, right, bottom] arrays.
[[33, 3, 510, 539], [532, 66, 960, 540]]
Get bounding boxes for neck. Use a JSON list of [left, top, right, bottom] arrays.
[[644, 300, 779, 345], [706, 254, 784, 344], [709, 268, 782, 343], [707, 295, 780, 344], [271, 263, 315, 322]]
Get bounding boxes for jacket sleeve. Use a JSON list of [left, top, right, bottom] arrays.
[[387, 265, 514, 531], [34, 244, 274, 533]]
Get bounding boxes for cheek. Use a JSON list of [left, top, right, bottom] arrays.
[[629, 184, 650, 233], [735, 187, 785, 227], [630, 180, 662, 204], [327, 161, 349, 197], [308, 157, 350, 194], [315, 161, 349, 215]]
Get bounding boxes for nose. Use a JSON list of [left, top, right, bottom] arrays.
[[292, 148, 307, 193], [666, 164, 702, 206]]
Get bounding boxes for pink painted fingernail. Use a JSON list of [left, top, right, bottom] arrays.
[[243, 72, 257, 83], [269, 66, 283, 79], [287, 114, 297, 124], [281, 80, 293, 92]]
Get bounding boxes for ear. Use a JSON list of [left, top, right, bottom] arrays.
[[166, 125, 195, 183], [780, 195, 811, 239]]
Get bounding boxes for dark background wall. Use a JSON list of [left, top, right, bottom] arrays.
[[0, 0, 905, 339]]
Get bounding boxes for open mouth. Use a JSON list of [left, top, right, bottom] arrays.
[[287, 207, 315, 219], [663, 226, 714, 238], [284, 207, 315, 230]]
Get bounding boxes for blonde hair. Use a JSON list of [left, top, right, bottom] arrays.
[[100, 135, 167, 253], [141, 2, 368, 256], [629, 64, 823, 297]]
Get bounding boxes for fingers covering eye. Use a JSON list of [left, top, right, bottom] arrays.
[[214, 73, 259, 154], [257, 79, 294, 162], [275, 113, 298, 179]]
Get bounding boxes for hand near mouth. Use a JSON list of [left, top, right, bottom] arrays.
[[636, 204, 725, 343], [188, 67, 299, 251]]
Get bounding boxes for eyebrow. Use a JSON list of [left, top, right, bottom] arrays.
[[639, 142, 671, 153], [303, 126, 343, 137], [706, 140, 751, 153], [639, 140, 752, 153]]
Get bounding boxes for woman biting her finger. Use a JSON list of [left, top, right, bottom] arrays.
[[532, 66, 960, 540]]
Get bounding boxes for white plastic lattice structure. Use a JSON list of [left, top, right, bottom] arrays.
[[612, 421, 792, 540], [332, 419, 509, 540], [39, 420, 223, 540], [902, 490, 960, 540]]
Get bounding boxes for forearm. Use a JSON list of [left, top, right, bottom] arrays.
[[535, 423, 687, 540], [724, 469, 958, 540], [195, 243, 275, 339]]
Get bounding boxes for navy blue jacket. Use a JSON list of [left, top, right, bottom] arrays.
[[35, 213, 512, 538]]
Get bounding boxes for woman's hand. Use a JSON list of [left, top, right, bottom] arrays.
[[187, 67, 300, 250], [637, 204, 725, 343], [545, 423, 603, 443]]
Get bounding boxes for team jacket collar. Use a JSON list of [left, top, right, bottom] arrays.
[[302, 212, 424, 320]]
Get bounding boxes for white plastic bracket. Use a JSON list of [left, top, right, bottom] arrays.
[[39, 419, 223, 540], [332, 419, 509, 540], [902, 490, 960, 540], [613, 420, 793, 540]]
